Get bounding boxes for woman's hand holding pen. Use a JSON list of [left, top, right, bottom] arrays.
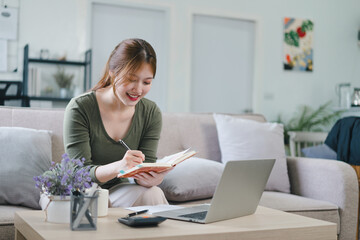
[[118, 139, 144, 171], [121, 150, 145, 170], [94, 150, 145, 183], [117, 138, 170, 187]]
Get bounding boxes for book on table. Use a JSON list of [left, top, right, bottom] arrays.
[[117, 148, 197, 178]]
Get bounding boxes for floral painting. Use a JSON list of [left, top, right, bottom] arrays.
[[283, 17, 314, 72]]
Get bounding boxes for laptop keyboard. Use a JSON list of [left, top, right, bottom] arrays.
[[178, 211, 208, 220]]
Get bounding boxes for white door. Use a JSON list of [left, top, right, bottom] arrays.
[[91, 3, 169, 111], [191, 14, 255, 114]]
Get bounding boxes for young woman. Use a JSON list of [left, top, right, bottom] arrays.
[[63, 39, 169, 207]]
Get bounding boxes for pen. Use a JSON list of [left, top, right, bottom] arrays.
[[127, 209, 148, 217], [119, 139, 131, 150]]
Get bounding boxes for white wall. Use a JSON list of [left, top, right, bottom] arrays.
[[91, 2, 170, 111], [2, 0, 360, 122], [19, 0, 87, 60]]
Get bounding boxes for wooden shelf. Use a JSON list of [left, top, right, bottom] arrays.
[[28, 96, 72, 102], [22, 44, 92, 107], [28, 58, 87, 66]]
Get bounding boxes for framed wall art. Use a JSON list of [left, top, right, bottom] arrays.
[[283, 17, 314, 72]]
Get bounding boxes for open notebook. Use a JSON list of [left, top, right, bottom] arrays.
[[118, 149, 197, 178]]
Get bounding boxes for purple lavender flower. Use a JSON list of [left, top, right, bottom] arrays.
[[33, 154, 93, 198]]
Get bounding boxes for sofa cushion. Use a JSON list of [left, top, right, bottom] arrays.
[[158, 113, 266, 161], [0, 127, 52, 209], [0, 205, 31, 240], [10, 107, 65, 164], [259, 191, 340, 234], [158, 157, 224, 201], [213, 114, 290, 193], [301, 144, 337, 159], [173, 191, 340, 234], [0, 205, 32, 225]]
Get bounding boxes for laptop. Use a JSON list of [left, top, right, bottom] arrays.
[[154, 159, 275, 224]]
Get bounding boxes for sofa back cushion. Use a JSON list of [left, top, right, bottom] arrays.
[[0, 107, 65, 163], [0, 107, 266, 164], [158, 113, 266, 161]]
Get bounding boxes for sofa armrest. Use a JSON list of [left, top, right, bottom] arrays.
[[287, 157, 358, 240]]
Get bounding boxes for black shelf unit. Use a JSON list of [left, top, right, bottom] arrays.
[[22, 44, 91, 107]]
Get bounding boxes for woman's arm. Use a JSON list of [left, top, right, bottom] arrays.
[[133, 105, 164, 187], [63, 100, 93, 166], [138, 106, 162, 163], [95, 150, 144, 182]]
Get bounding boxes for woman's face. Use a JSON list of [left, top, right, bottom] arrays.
[[115, 63, 153, 107]]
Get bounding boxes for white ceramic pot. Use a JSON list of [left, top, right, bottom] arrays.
[[60, 88, 68, 98], [46, 196, 71, 223]]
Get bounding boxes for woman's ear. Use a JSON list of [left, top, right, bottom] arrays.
[[109, 71, 114, 78]]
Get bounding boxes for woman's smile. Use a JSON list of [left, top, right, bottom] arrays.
[[126, 92, 141, 101]]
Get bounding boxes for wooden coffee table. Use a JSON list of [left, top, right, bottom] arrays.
[[14, 206, 336, 240]]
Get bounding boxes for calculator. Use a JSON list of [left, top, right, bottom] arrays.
[[118, 216, 167, 227]]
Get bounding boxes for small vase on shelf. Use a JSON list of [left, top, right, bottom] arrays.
[[60, 88, 68, 98], [53, 66, 74, 98]]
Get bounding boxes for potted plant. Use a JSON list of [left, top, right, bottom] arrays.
[[53, 66, 74, 98], [33, 154, 93, 223], [277, 101, 344, 147]]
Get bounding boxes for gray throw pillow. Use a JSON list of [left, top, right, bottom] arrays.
[[0, 127, 52, 209], [158, 157, 224, 202], [301, 144, 337, 159]]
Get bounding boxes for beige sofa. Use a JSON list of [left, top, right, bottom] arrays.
[[0, 106, 358, 240]]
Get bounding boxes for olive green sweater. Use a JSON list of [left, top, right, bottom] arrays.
[[63, 91, 162, 189]]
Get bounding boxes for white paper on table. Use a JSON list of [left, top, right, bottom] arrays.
[[126, 204, 184, 214], [0, 7, 18, 40], [0, 39, 7, 72]]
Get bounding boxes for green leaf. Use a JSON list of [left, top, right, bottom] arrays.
[[301, 20, 313, 32], [284, 30, 299, 47]]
